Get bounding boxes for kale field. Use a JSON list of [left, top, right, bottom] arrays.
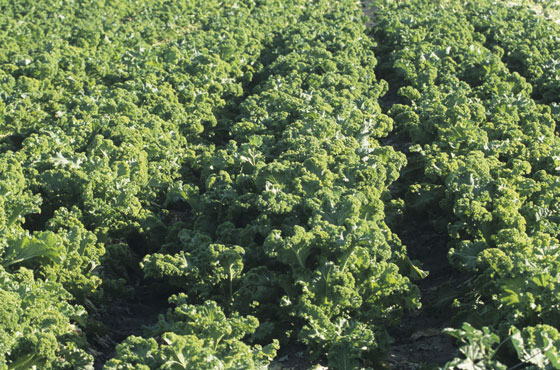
[[2, 0, 560, 368]]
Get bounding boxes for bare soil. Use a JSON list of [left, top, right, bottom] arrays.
[[90, 282, 170, 369]]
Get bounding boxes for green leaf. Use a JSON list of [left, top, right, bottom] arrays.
[[3, 231, 63, 267]]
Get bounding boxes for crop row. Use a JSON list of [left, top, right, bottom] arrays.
[[0, 0, 302, 367], [3, 0, 560, 368], [111, 0, 421, 367], [463, 0, 560, 108], [371, 0, 560, 367], [0, 0, 420, 368]]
